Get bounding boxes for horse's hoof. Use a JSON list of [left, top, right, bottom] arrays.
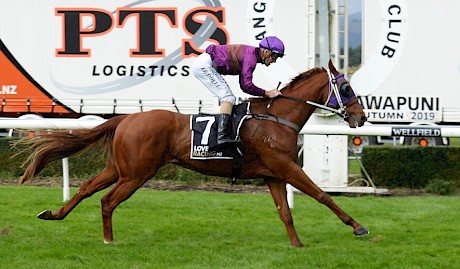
[[353, 227, 369, 237], [104, 239, 114, 244], [293, 243, 304, 248], [37, 210, 52, 220]]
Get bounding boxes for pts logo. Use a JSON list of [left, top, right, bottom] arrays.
[[55, 7, 228, 58]]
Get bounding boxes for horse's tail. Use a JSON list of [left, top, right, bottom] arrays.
[[16, 115, 127, 184]]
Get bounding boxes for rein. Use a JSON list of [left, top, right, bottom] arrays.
[[279, 69, 349, 117], [251, 69, 353, 132], [279, 95, 341, 115]]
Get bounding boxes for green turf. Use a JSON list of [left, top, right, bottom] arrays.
[[1, 186, 459, 268]]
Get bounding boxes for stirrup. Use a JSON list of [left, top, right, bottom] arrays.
[[217, 137, 238, 146], [210, 139, 237, 150]]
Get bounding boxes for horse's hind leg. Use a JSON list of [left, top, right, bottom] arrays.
[[37, 163, 118, 221], [100, 176, 151, 243], [267, 180, 303, 247]]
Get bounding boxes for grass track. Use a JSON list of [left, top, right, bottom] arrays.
[[1, 186, 460, 268]]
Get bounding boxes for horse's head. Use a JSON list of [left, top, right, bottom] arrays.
[[253, 60, 366, 131], [325, 60, 366, 128]]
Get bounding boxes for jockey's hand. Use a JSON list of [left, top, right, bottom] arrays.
[[265, 89, 282, 98]]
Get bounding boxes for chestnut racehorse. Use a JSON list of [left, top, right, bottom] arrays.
[[18, 60, 368, 247]]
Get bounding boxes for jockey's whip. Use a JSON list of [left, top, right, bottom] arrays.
[[266, 81, 282, 109]]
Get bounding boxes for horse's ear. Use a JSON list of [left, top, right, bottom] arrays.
[[328, 59, 339, 75]]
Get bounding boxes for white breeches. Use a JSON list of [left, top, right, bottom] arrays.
[[191, 53, 236, 104]]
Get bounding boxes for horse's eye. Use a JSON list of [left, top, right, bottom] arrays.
[[340, 83, 352, 97]]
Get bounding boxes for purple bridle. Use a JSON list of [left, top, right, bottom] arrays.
[[324, 70, 359, 118], [326, 74, 357, 107]]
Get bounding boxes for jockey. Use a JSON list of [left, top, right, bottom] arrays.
[[192, 36, 285, 147]]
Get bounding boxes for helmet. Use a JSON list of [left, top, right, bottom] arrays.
[[259, 36, 285, 57]]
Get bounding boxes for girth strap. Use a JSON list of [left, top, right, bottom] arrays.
[[251, 114, 301, 132]]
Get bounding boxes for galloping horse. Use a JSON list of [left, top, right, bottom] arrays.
[[18, 60, 368, 247]]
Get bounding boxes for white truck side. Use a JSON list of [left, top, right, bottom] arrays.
[[350, 0, 460, 149], [0, 0, 308, 118]]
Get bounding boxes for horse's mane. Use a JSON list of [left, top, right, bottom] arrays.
[[289, 67, 325, 86], [246, 67, 325, 103]]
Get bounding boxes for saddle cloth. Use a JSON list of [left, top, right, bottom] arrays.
[[190, 103, 249, 160]]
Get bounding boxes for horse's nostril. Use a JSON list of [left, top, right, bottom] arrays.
[[361, 116, 367, 122]]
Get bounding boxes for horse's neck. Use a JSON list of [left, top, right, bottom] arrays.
[[272, 77, 326, 129], [246, 71, 328, 131]]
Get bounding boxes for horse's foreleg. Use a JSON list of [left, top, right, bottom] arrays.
[[37, 166, 118, 221], [282, 163, 369, 237], [266, 180, 303, 247]]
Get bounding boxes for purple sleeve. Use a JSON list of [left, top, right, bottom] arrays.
[[239, 59, 265, 96]]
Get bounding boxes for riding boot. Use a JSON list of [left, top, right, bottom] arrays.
[[217, 113, 236, 146]]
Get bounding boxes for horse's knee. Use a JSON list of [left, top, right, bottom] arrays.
[[317, 192, 333, 205]]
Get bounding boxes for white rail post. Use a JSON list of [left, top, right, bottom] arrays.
[[287, 184, 294, 208], [62, 157, 70, 201]]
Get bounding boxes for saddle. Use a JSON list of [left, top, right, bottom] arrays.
[[190, 103, 250, 177], [190, 103, 249, 159]]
